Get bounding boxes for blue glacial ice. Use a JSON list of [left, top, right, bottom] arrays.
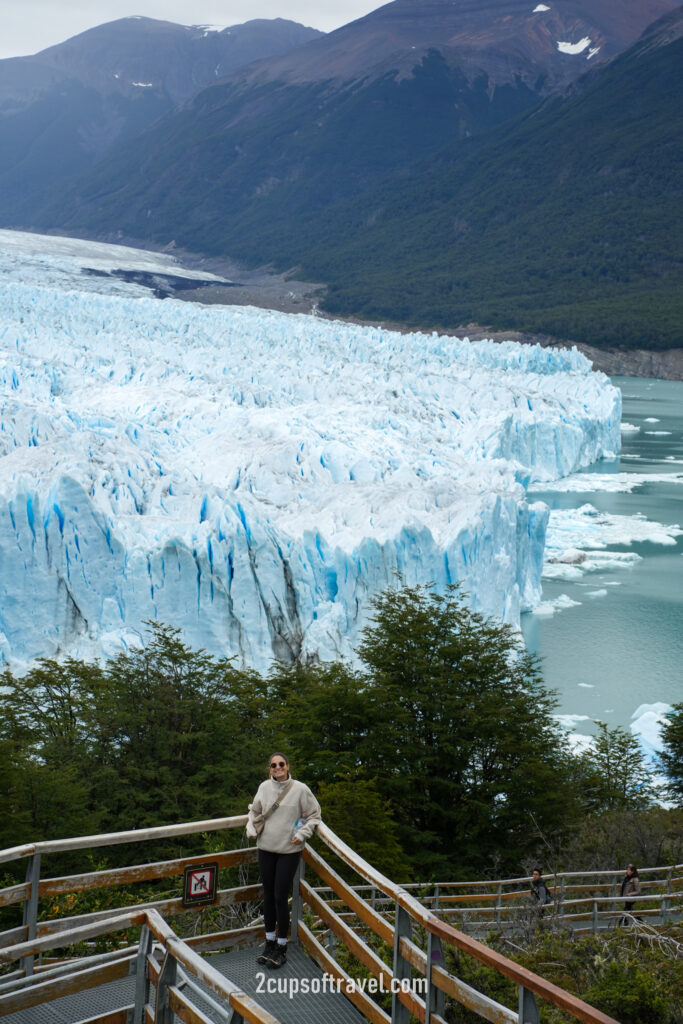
[[0, 230, 622, 671]]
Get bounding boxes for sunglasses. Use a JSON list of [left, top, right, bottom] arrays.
[[270, 761, 286, 769]]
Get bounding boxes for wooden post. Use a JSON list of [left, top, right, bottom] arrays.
[[592, 900, 598, 934], [290, 856, 305, 943], [20, 853, 41, 978], [519, 985, 541, 1024], [495, 884, 503, 927], [433, 883, 440, 911], [133, 924, 153, 1024], [662, 867, 673, 921], [426, 932, 445, 1021], [391, 903, 411, 1024], [154, 951, 177, 1024]]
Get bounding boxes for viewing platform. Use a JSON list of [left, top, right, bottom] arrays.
[[1, 815, 680, 1024]]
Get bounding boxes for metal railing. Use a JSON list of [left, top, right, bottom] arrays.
[[0, 816, 663, 1023]]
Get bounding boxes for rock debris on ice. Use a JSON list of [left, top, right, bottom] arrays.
[[0, 231, 622, 670]]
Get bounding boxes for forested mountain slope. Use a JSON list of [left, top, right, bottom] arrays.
[[0, 17, 322, 224], [33, 0, 676, 248], [281, 7, 683, 351]]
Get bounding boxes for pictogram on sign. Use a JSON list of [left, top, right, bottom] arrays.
[[182, 862, 218, 907]]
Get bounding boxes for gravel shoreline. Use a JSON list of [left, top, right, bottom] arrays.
[[102, 238, 683, 382], [177, 281, 683, 382]]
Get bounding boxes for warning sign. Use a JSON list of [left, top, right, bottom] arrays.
[[182, 862, 218, 907]]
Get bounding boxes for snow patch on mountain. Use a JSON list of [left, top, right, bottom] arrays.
[[557, 37, 592, 55], [0, 231, 621, 671]]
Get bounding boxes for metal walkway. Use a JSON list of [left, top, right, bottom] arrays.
[[1, 815, 640, 1024], [0, 943, 366, 1024], [0, 973, 135, 1024], [195, 945, 366, 1024]]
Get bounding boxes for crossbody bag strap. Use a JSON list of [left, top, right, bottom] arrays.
[[262, 779, 294, 821]]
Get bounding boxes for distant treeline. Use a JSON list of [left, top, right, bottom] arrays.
[[1, 584, 681, 881]]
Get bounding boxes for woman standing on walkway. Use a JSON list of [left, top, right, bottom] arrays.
[[620, 863, 641, 922], [246, 753, 321, 968]]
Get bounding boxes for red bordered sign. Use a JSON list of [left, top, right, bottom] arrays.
[[182, 862, 219, 907]]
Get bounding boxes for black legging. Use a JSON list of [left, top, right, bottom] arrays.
[[258, 849, 301, 939]]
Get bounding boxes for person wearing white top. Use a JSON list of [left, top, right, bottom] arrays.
[[246, 752, 321, 968]]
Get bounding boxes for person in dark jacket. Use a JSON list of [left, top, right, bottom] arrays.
[[530, 868, 552, 917], [620, 863, 641, 923]]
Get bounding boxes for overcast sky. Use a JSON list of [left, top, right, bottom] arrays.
[[1, 1, 384, 59]]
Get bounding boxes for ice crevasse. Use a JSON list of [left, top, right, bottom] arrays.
[[0, 233, 621, 671]]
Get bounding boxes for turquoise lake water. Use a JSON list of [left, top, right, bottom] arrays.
[[521, 377, 683, 739]]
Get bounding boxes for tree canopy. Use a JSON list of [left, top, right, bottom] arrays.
[[659, 702, 683, 804], [0, 586, 662, 879]]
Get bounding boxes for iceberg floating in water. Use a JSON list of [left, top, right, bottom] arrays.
[[0, 231, 622, 671], [631, 702, 672, 763], [540, 504, 683, 582]]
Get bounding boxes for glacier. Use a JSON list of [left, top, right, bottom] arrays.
[[0, 230, 621, 672]]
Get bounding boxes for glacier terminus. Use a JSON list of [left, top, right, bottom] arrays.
[[0, 230, 622, 672]]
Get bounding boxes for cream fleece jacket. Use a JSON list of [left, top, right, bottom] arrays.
[[246, 777, 321, 854]]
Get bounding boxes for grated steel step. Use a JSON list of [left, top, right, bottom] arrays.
[[194, 944, 367, 1024], [0, 974, 135, 1024], [0, 943, 368, 1024]]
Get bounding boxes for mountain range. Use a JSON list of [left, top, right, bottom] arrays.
[[1, 0, 681, 353], [289, 5, 683, 352], [0, 17, 322, 223]]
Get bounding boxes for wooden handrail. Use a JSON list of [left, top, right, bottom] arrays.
[[0, 821, 677, 887], [308, 866, 682, 897], [316, 822, 621, 1024], [0, 910, 148, 964], [145, 909, 282, 1024], [304, 844, 394, 944], [0, 906, 280, 1024], [38, 846, 257, 897], [0, 883, 30, 910], [318, 865, 682, 890], [0, 946, 138, 996], [0, 816, 676, 1024], [297, 919, 391, 1024], [0, 845, 37, 867], [0, 815, 248, 862], [35, 882, 262, 939]]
